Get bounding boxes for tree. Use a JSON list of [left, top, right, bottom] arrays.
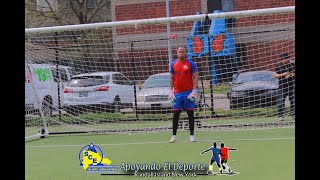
[[25, 0, 115, 73], [25, 0, 112, 28]]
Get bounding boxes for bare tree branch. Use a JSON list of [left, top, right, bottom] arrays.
[[69, 0, 81, 23], [83, 0, 89, 23], [88, 0, 111, 23], [43, 0, 64, 25], [25, 0, 111, 27]]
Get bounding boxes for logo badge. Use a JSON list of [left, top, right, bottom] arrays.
[[78, 142, 118, 173]]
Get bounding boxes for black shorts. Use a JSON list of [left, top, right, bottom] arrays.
[[221, 158, 228, 164]]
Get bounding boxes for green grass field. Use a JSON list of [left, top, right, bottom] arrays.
[[25, 127, 294, 180]]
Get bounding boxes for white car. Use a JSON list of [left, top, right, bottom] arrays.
[[63, 72, 135, 114], [133, 73, 203, 114], [25, 63, 75, 116]]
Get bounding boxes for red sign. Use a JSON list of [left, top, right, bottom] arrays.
[[212, 35, 224, 52], [170, 34, 178, 39], [192, 37, 203, 54]]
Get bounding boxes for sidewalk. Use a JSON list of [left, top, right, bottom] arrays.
[[204, 94, 227, 99]]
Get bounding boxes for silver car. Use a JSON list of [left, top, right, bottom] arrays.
[[133, 73, 202, 114], [63, 71, 134, 115]]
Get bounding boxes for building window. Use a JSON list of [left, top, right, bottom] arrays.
[[207, 0, 234, 13], [36, 0, 56, 12], [87, 0, 96, 9], [207, 0, 235, 27], [207, 0, 222, 13], [222, 0, 235, 12]]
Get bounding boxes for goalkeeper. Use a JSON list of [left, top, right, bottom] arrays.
[[168, 47, 198, 143]]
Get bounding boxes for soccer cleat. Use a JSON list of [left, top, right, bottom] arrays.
[[190, 135, 196, 142], [169, 135, 176, 143]]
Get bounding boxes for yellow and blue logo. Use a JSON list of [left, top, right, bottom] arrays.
[[78, 142, 118, 173]]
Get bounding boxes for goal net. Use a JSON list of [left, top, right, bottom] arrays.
[[25, 6, 295, 141]]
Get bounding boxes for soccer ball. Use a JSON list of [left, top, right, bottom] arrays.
[[207, 170, 213, 175]]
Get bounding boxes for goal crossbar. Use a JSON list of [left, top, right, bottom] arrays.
[[25, 6, 294, 34]]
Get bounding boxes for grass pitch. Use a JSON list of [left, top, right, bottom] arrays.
[[25, 127, 294, 180]]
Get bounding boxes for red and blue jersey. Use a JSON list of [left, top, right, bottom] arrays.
[[170, 59, 197, 93]]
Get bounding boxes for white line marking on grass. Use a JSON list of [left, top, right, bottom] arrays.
[[25, 137, 294, 148]]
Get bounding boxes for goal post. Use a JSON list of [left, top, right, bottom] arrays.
[[25, 59, 49, 142], [25, 6, 295, 140]]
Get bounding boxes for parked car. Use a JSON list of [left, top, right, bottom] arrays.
[[133, 73, 203, 114], [25, 63, 75, 116], [227, 70, 279, 109], [63, 72, 134, 115]]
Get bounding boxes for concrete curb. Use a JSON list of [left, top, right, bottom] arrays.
[[204, 94, 227, 99]]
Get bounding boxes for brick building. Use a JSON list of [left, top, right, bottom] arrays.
[[110, 0, 295, 81]]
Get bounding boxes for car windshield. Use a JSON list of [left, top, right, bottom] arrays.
[[143, 74, 170, 88], [68, 68, 76, 77], [68, 75, 109, 87], [234, 72, 277, 84]]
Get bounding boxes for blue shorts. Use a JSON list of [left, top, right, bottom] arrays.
[[211, 157, 221, 164], [173, 89, 195, 111]]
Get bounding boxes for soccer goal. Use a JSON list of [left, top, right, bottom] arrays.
[[25, 6, 295, 141]]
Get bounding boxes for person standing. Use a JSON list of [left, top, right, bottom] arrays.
[[273, 53, 295, 121], [168, 47, 198, 143]]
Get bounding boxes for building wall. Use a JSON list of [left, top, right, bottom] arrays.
[[111, 0, 295, 81], [112, 0, 205, 22], [112, 0, 294, 21], [234, 0, 294, 11], [244, 40, 295, 71], [233, 0, 295, 71]]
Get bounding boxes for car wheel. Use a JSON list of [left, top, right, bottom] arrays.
[[41, 97, 52, 116], [92, 105, 103, 113], [136, 110, 145, 115], [229, 102, 238, 110], [65, 106, 78, 116], [112, 97, 121, 113]]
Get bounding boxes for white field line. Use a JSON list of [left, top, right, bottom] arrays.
[[25, 137, 294, 148]]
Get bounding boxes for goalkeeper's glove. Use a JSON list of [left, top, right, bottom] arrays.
[[168, 89, 176, 104], [188, 89, 197, 102]]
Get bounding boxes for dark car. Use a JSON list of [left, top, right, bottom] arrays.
[[227, 70, 279, 109]]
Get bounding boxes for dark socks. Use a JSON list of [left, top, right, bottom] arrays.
[[187, 110, 194, 135], [172, 110, 181, 135]]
